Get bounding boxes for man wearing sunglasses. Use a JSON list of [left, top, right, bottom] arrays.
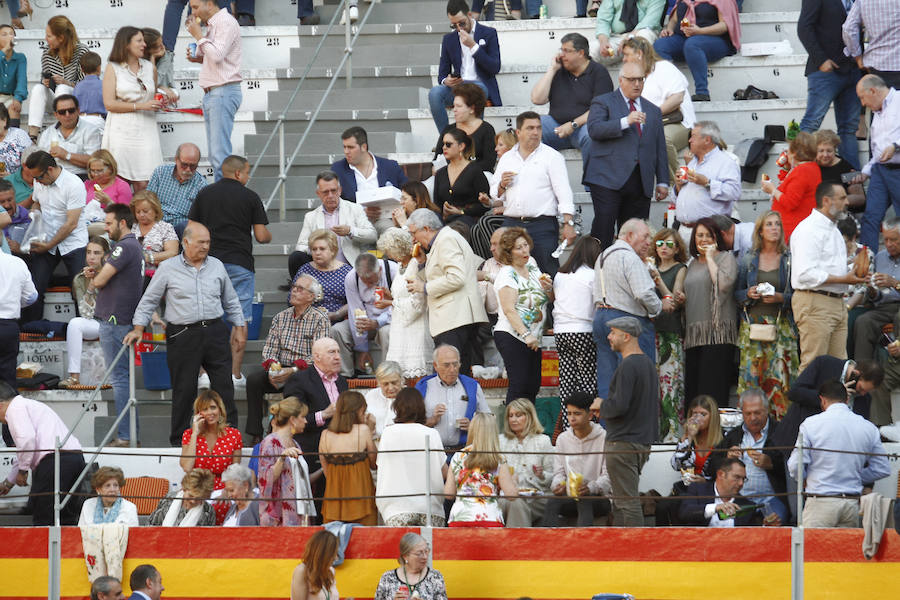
[[36, 94, 101, 179]]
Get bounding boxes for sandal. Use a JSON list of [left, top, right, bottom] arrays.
[[58, 376, 81, 389], [18, 0, 32, 20], [587, 0, 601, 17]]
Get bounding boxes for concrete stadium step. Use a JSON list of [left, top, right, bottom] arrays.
[[264, 85, 427, 111]]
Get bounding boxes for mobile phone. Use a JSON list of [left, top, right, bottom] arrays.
[[841, 171, 862, 184], [880, 331, 896, 348], [450, 71, 460, 79]]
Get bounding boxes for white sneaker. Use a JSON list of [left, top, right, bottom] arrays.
[[879, 422, 900, 442], [197, 372, 210, 389], [232, 374, 247, 389]]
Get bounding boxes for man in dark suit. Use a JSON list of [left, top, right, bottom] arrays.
[[127, 564, 163, 600], [678, 458, 764, 526], [330, 126, 408, 234], [428, 0, 502, 133], [585, 61, 668, 248], [281, 337, 348, 473], [797, 0, 862, 169]]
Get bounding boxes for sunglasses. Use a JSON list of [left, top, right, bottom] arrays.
[[55, 107, 77, 115], [442, 141, 456, 147], [655, 240, 675, 248]]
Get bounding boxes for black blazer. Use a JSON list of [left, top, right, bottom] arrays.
[[773, 355, 846, 450], [677, 480, 759, 526], [710, 421, 787, 496], [282, 367, 348, 470], [797, 0, 856, 76]]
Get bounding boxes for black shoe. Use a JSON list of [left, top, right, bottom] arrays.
[[300, 14, 321, 25], [691, 93, 711, 102], [236, 13, 255, 26]]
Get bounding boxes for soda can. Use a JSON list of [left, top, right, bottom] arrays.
[[677, 166, 690, 182], [188, 42, 198, 57], [374, 287, 385, 302], [539, 5, 548, 19], [776, 150, 789, 168], [154, 92, 165, 105]]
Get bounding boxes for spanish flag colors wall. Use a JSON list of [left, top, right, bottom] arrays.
[[2, 527, 899, 599]]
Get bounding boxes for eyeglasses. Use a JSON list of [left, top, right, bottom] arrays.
[[55, 107, 77, 115], [408, 550, 430, 557], [622, 76, 645, 84], [291, 285, 311, 293], [559, 47, 579, 54], [442, 141, 456, 147], [655, 240, 675, 248], [449, 21, 466, 30]]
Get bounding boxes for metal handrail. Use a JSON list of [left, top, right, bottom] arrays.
[[258, 2, 378, 216]]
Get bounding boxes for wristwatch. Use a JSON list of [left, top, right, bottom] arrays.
[[65, 151, 71, 161], [571, 120, 579, 130], [563, 219, 575, 227]]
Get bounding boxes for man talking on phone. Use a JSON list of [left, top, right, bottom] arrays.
[[427, 0, 502, 133]]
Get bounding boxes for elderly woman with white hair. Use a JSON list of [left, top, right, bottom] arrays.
[[245, 273, 332, 442], [221, 463, 260, 527], [376, 227, 433, 378], [374, 532, 448, 600], [364, 361, 402, 441]]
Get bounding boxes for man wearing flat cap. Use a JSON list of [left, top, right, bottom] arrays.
[[595, 315, 658, 526]]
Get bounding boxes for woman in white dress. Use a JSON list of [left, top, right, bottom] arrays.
[[376, 227, 433, 378], [101, 26, 163, 191]]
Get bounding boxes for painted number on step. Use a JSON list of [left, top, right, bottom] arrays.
[[38, 41, 47, 50], [55, 0, 69, 7], [707, 69, 713, 78], [505, 118, 513, 128], [110, 0, 123, 7], [203, 167, 214, 177], [246, 80, 261, 89], [86, 40, 101, 49], [425, 25, 432, 33], [81, 403, 99, 412], [160, 123, 174, 134], [751, 112, 759, 121], [774, 24, 781, 32], [521, 75, 529, 83], [266, 37, 280, 46], [773, 68, 780, 76], [180, 81, 194, 90]]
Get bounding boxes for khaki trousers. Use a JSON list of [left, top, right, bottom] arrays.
[[802, 497, 859, 528], [792, 290, 848, 372]]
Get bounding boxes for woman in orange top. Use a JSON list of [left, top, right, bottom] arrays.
[[763, 132, 821, 241]]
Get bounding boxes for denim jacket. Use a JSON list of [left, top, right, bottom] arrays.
[[735, 251, 793, 321], [0, 51, 27, 102]]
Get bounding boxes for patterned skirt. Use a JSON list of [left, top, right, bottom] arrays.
[[656, 331, 685, 442], [736, 316, 799, 420]]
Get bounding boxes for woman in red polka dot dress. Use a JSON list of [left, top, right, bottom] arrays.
[[180, 390, 243, 525]]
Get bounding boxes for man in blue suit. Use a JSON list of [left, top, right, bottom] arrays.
[[127, 564, 163, 600], [330, 126, 408, 232], [428, 0, 502, 133], [585, 61, 669, 248]]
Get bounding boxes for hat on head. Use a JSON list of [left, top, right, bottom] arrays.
[[607, 316, 642, 337]]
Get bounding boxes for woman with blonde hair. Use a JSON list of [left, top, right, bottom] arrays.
[[671, 395, 724, 483], [290, 530, 339, 600], [444, 412, 518, 527], [499, 399, 553, 527], [130, 190, 178, 285], [85, 149, 132, 207], [296, 228, 353, 323], [148, 468, 216, 526], [374, 532, 448, 600], [179, 390, 242, 524], [259, 397, 316, 526], [319, 390, 378, 525], [735, 210, 797, 420], [27, 15, 88, 139]]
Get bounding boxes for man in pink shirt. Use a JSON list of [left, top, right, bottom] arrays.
[[0, 382, 86, 525], [186, 0, 243, 182]]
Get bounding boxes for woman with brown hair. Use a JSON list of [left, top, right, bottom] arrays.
[[148, 468, 216, 526], [78, 466, 139, 526], [259, 397, 316, 526], [392, 180, 441, 228], [102, 26, 163, 190], [27, 15, 88, 139], [318, 390, 378, 525], [432, 82, 497, 173], [432, 127, 490, 226], [179, 390, 242, 524], [735, 210, 798, 420], [290, 530, 340, 600], [670, 395, 724, 482], [763, 131, 822, 241]]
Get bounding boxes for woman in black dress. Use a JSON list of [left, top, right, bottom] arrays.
[[432, 83, 497, 174], [433, 127, 490, 227]]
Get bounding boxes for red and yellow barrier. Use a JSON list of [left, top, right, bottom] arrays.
[[2, 527, 899, 599]]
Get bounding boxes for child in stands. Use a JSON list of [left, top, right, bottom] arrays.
[[73, 52, 106, 131]]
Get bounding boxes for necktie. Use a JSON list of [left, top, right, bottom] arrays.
[[629, 99, 642, 136]]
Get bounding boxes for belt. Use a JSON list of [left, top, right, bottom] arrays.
[[506, 215, 555, 222], [174, 318, 221, 329], [679, 221, 696, 228], [202, 81, 240, 94], [879, 162, 900, 170], [595, 303, 616, 310], [799, 289, 843, 299], [82, 113, 105, 117], [804, 493, 860, 499], [0, 318, 17, 322]]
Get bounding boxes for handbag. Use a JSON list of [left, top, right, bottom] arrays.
[[744, 305, 780, 343], [661, 109, 684, 126]]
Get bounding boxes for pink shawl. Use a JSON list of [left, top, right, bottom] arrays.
[[683, 0, 742, 51]]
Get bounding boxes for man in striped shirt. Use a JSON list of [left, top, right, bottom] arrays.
[[186, 0, 243, 181]]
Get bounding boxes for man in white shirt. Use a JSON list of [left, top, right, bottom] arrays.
[[37, 95, 102, 177], [0, 251, 37, 386], [790, 182, 867, 371], [491, 110, 576, 276], [674, 122, 741, 233], [291, 171, 377, 276], [856, 75, 900, 249], [21, 150, 88, 323], [678, 458, 762, 527]]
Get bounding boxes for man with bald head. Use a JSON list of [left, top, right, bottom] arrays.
[[585, 61, 668, 248], [147, 142, 208, 238], [125, 222, 246, 445], [282, 337, 348, 474], [855, 74, 900, 249]]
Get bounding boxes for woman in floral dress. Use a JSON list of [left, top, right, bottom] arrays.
[[258, 397, 314, 526]]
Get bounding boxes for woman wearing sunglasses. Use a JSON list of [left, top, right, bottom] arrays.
[[432, 127, 490, 227], [648, 227, 688, 441], [101, 26, 163, 191]]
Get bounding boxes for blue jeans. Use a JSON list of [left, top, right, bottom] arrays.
[[203, 82, 242, 181], [162, 0, 231, 51], [224, 262, 255, 322], [99, 321, 136, 441], [592, 307, 656, 399], [296, 0, 315, 18], [860, 164, 900, 249], [502, 216, 560, 277], [653, 34, 733, 97], [540, 114, 591, 172], [428, 80, 489, 132], [800, 68, 862, 170]]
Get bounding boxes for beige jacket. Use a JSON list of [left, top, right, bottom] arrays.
[[295, 199, 377, 267], [421, 226, 488, 336]]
